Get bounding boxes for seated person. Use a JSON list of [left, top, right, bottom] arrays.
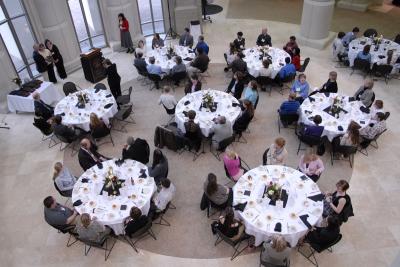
[[211, 116, 233, 148], [203, 173, 230, 206], [233, 31, 245, 51], [302, 115, 324, 137], [225, 42, 237, 67], [354, 78, 375, 107], [78, 138, 108, 171], [184, 110, 202, 151], [148, 149, 169, 184], [290, 73, 309, 103], [342, 27, 360, 47], [298, 148, 325, 182], [356, 44, 372, 63], [146, 56, 165, 78], [33, 92, 54, 121], [229, 52, 247, 74], [151, 33, 164, 49], [122, 136, 150, 164], [194, 35, 209, 55], [158, 86, 177, 112], [319, 71, 338, 94], [43, 196, 78, 228], [226, 71, 245, 100], [76, 213, 111, 243], [223, 149, 244, 181], [259, 59, 273, 78], [187, 47, 210, 76], [134, 40, 146, 58], [184, 74, 202, 95], [124, 207, 148, 237], [332, 121, 360, 156], [279, 92, 300, 116], [266, 137, 288, 165], [89, 113, 110, 135], [304, 216, 340, 248], [233, 100, 254, 133], [33, 108, 52, 134], [133, 52, 147, 72], [150, 178, 176, 216], [370, 100, 384, 122], [216, 207, 245, 241], [243, 80, 259, 107], [52, 115, 82, 142], [171, 56, 186, 75], [256, 28, 272, 47], [277, 57, 296, 82], [332, 32, 346, 60], [261, 235, 291, 266], [179, 27, 194, 47], [283, 36, 298, 56], [323, 180, 353, 223], [360, 112, 386, 141], [53, 162, 76, 197], [291, 47, 301, 71]]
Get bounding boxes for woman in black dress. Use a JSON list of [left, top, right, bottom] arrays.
[[102, 59, 122, 99], [45, 39, 67, 79]]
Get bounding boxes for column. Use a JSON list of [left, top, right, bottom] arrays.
[[0, 37, 18, 112], [24, 0, 82, 73], [174, 0, 201, 34], [99, 0, 142, 51], [297, 0, 336, 50], [337, 0, 371, 12]]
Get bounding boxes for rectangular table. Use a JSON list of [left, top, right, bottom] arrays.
[[7, 82, 64, 113]]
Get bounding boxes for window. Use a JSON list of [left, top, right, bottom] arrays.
[[68, 0, 106, 53], [0, 0, 38, 80], [137, 0, 165, 36]]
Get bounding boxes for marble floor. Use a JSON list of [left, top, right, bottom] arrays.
[[0, 0, 399, 266]]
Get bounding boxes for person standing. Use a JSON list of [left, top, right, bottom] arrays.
[[103, 59, 122, 99], [34, 43, 57, 83], [45, 39, 67, 79], [118, 13, 134, 53], [33, 44, 48, 79]]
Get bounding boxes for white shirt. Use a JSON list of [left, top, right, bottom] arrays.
[[332, 38, 345, 58], [153, 183, 176, 210], [259, 66, 273, 78], [158, 93, 177, 110]]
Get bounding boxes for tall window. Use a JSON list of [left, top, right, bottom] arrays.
[[0, 0, 38, 80], [68, 0, 106, 52], [137, 0, 165, 36]]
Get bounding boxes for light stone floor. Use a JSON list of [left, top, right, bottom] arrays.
[[1, 0, 400, 266]]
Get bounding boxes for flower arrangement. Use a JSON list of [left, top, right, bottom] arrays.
[[102, 166, 124, 196], [77, 92, 89, 108], [330, 95, 344, 118], [11, 77, 22, 88], [264, 182, 282, 201], [202, 91, 215, 110]]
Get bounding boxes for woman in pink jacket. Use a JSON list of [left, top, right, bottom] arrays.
[[223, 150, 244, 181], [298, 148, 324, 182]]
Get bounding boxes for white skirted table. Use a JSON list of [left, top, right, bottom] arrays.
[[145, 45, 195, 74], [54, 88, 118, 132], [175, 90, 241, 137], [233, 165, 324, 247], [71, 159, 156, 235]]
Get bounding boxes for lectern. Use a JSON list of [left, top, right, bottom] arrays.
[[80, 48, 106, 83]]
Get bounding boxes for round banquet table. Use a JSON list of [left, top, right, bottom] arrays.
[[175, 90, 242, 137], [348, 37, 400, 67], [299, 92, 372, 141], [233, 165, 324, 247], [54, 88, 118, 132], [145, 45, 195, 74], [71, 159, 156, 235], [243, 47, 291, 79]]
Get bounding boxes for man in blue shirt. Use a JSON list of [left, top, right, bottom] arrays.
[[194, 35, 209, 55], [146, 56, 165, 78], [279, 93, 300, 115], [342, 27, 360, 47], [278, 57, 296, 80], [303, 115, 324, 137]]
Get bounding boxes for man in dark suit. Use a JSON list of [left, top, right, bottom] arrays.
[[33, 44, 48, 76], [52, 115, 82, 143], [133, 52, 147, 73], [256, 28, 272, 47], [122, 136, 150, 164], [229, 52, 247, 74], [184, 74, 202, 95], [78, 138, 108, 171], [233, 31, 245, 51], [226, 71, 245, 99], [124, 207, 149, 237], [179, 27, 194, 48], [187, 47, 210, 76], [33, 92, 54, 121]]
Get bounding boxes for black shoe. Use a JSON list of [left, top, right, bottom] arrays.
[[126, 48, 131, 53], [129, 48, 135, 54]]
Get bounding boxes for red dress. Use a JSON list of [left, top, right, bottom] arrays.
[[120, 20, 129, 32], [292, 55, 301, 71]]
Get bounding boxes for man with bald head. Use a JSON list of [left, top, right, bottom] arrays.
[[78, 138, 108, 171], [256, 28, 272, 47]]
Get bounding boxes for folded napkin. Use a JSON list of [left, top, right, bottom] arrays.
[[359, 120, 365, 125], [81, 178, 89, 183], [308, 116, 315, 121], [95, 88, 100, 93], [348, 97, 356, 102], [120, 204, 127, 211], [378, 55, 385, 59], [338, 125, 344, 131], [139, 169, 147, 178], [183, 57, 193, 61], [232, 102, 240, 107], [274, 222, 282, 232], [106, 94, 112, 98], [269, 199, 276, 206], [233, 202, 247, 212], [73, 200, 82, 207], [56, 112, 65, 116], [308, 96, 315, 102], [308, 193, 325, 202], [299, 214, 312, 229], [300, 175, 308, 181], [281, 189, 288, 208], [104, 103, 113, 109], [184, 100, 190, 105], [324, 92, 330, 97], [360, 106, 370, 114], [244, 190, 251, 196], [96, 162, 103, 169], [115, 159, 124, 167]]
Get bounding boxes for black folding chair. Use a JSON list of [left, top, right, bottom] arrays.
[[91, 125, 114, 147], [170, 71, 187, 88], [277, 112, 299, 133], [298, 234, 342, 266], [50, 224, 79, 247], [280, 73, 296, 94], [214, 228, 251, 261], [358, 128, 387, 156], [296, 126, 323, 155], [260, 244, 290, 266], [331, 145, 357, 168], [111, 104, 135, 132], [116, 86, 132, 105], [148, 73, 162, 90], [373, 64, 393, 84], [123, 219, 156, 253], [54, 181, 71, 205], [134, 65, 150, 85], [33, 122, 59, 148], [153, 202, 173, 227], [54, 133, 80, 156], [351, 58, 370, 78], [162, 104, 176, 126], [298, 57, 310, 73], [256, 76, 275, 95], [63, 82, 78, 96], [224, 156, 249, 185], [79, 234, 116, 261], [211, 135, 235, 161]]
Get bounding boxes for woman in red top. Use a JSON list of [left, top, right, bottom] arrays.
[[118, 13, 134, 53], [291, 47, 301, 71]]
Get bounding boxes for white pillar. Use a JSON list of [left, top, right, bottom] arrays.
[[297, 0, 336, 50], [338, 0, 371, 12], [0, 36, 18, 112], [24, 0, 81, 73], [174, 0, 201, 35]]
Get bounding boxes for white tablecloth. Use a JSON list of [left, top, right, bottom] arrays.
[[71, 159, 156, 235], [7, 81, 63, 113], [175, 90, 241, 137], [54, 88, 118, 132], [233, 165, 323, 247], [299, 92, 371, 141], [348, 37, 400, 67], [243, 47, 290, 79], [145, 45, 195, 74]]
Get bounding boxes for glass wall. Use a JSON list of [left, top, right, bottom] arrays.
[[137, 0, 165, 36], [0, 0, 38, 80], [68, 0, 106, 53]]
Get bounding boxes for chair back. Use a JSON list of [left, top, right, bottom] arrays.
[[115, 104, 133, 120], [375, 64, 393, 77], [299, 133, 322, 146], [215, 228, 238, 246], [384, 111, 390, 120], [262, 148, 269, 165], [78, 236, 107, 247], [127, 86, 133, 97], [171, 71, 187, 82], [363, 29, 378, 37], [94, 83, 107, 90], [336, 145, 357, 155], [55, 132, 74, 144], [134, 64, 148, 76], [148, 73, 161, 82], [63, 82, 78, 96], [256, 76, 274, 87], [218, 135, 235, 151], [368, 92, 375, 108], [224, 53, 229, 66], [282, 73, 296, 83], [163, 104, 176, 115], [91, 125, 111, 139], [353, 58, 370, 71], [50, 223, 76, 234], [254, 93, 260, 110], [33, 121, 53, 136], [311, 234, 342, 253], [127, 219, 152, 238], [279, 113, 299, 125], [54, 181, 70, 197], [298, 57, 310, 73]]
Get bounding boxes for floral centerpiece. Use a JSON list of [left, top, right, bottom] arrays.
[[11, 77, 22, 88], [202, 91, 216, 111], [329, 95, 344, 118], [373, 35, 383, 51], [77, 92, 89, 108], [102, 166, 124, 196], [264, 181, 282, 201]]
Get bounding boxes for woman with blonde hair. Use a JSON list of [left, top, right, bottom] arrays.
[[89, 113, 110, 138], [298, 148, 325, 182], [76, 213, 111, 242], [53, 162, 76, 197], [261, 235, 291, 265], [223, 149, 245, 181], [266, 137, 288, 165]]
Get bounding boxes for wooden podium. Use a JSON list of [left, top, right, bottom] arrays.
[[80, 48, 106, 83]]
